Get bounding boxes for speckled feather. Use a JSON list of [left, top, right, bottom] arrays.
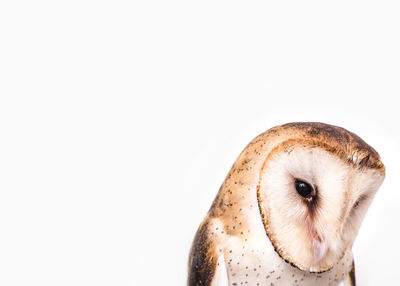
[[188, 122, 384, 286]]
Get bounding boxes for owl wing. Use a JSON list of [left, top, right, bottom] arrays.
[[342, 260, 356, 286], [210, 256, 229, 286], [187, 220, 229, 286], [348, 260, 356, 286]]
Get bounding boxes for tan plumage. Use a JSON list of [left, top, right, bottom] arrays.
[[188, 122, 385, 286]]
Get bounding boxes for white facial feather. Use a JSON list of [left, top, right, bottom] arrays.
[[259, 147, 384, 272]]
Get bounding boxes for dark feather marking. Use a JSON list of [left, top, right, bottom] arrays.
[[349, 260, 356, 286], [188, 221, 217, 286]]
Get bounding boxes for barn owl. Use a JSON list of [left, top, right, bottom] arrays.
[[188, 122, 385, 286]]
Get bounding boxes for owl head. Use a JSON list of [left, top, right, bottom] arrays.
[[256, 122, 385, 272]]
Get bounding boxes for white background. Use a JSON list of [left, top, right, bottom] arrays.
[[0, 1, 399, 285]]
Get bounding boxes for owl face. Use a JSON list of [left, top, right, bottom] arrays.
[[258, 145, 385, 272]]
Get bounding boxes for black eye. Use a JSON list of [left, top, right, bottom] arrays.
[[295, 179, 313, 198]]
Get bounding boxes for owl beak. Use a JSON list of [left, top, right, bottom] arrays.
[[307, 218, 327, 262], [311, 236, 327, 262]]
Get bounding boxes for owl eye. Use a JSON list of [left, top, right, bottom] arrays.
[[295, 179, 314, 198]]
